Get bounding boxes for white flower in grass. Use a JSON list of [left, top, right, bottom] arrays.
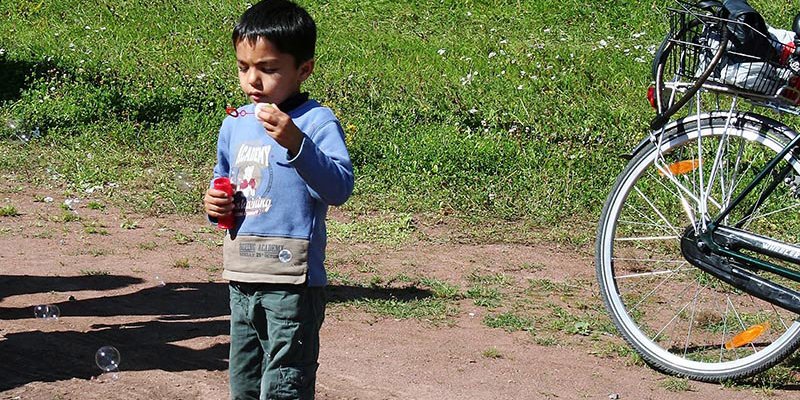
[[634, 57, 646, 63], [460, 71, 477, 85], [499, 39, 508, 45], [516, 85, 523, 90], [488, 51, 497, 58], [543, 28, 551, 33], [632, 31, 646, 39], [599, 39, 608, 48], [437, 48, 445, 56]]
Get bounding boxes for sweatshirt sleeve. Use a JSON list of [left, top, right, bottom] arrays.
[[288, 120, 354, 206], [207, 122, 231, 224], [212, 122, 231, 181]]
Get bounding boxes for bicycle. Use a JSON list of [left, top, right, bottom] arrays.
[[595, 1, 800, 382]]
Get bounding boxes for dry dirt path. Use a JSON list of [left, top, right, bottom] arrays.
[[0, 188, 796, 399]]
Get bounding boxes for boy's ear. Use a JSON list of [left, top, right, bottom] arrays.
[[298, 59, 314, 83]]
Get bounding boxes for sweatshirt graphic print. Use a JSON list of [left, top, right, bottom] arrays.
[[212, 100, 353, 286]]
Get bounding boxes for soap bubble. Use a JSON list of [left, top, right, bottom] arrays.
[[278, 249, 293, 263], [174, 170, 193, 191], [95, 346, 121, 372], [154, 275, 166, 287], [33, 304, 61, 319], [3, 117, 26, 142]]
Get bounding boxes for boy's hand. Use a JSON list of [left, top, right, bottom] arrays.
[[256, 104, 303, 156], [204, 187, 235, 218]]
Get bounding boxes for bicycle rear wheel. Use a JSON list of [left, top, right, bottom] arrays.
[[596, 112, 800, 381]]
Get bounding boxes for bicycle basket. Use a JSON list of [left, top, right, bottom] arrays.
[[661, 3, 800, 106]]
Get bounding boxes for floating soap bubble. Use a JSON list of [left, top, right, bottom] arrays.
[[278, 249, 293, 263], [154, 275, 166, 287], [33, 304, 60, 319], [95, 346, 121, 372], [3, 117, 38, 143], [174, 170, 193, 191]]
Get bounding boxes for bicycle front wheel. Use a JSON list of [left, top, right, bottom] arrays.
[[597, 112, 800, 382]]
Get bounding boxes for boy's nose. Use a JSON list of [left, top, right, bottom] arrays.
[[247, 70, 260, 87]]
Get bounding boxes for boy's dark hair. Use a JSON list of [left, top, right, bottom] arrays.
[[232, 0, 316, 66]]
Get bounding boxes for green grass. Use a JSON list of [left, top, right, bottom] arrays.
[[328, 212, 416, 245], [483, 311, 535, 332], [0, 0, 722, 227], [352, 297, 457, 323], [80, 269, 109, 276], [482, 347, 504, 359], [0, 205, 19, 216], [660, 377, 691, 392]]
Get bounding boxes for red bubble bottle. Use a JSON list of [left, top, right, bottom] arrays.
[[213, 177, 235, 230]]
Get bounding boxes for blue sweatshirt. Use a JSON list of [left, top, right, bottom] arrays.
[[212, 99, 353, 286]]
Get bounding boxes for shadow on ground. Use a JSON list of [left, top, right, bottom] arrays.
[[0, 274, 432, 390]]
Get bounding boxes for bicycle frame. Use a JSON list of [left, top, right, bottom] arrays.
[[675, 110, 800, 313]]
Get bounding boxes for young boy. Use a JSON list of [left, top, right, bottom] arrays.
[[203, 1, 354, 398]]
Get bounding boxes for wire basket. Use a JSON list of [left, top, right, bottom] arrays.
[[662, 4, 800, 107]]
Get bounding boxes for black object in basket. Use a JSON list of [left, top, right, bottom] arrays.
[[664, 3, 800, 104]]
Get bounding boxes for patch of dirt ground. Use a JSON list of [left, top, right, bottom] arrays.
[[0, 187, 796, 399]]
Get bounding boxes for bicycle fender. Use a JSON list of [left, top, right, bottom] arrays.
[[627, 111, 800, 159]]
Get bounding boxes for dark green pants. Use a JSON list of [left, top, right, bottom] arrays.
[[228, 282, 326, 400]]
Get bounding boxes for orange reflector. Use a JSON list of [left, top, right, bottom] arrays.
[[658, 159, 700, 176], [725, 322, 770, 349]]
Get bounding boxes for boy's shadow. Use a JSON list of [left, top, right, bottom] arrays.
[[0, 274, 433, 390]]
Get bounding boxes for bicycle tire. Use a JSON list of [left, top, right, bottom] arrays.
[[596, 111, 800, 382]]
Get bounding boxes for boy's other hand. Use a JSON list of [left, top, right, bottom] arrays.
[[204, 188, 235, 218], [256, 104, 303, 156]]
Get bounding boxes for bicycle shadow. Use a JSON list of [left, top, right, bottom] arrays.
[[0, 277, 432, 390]]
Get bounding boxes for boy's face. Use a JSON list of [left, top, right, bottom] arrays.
[[235, 37, 313, 105]]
